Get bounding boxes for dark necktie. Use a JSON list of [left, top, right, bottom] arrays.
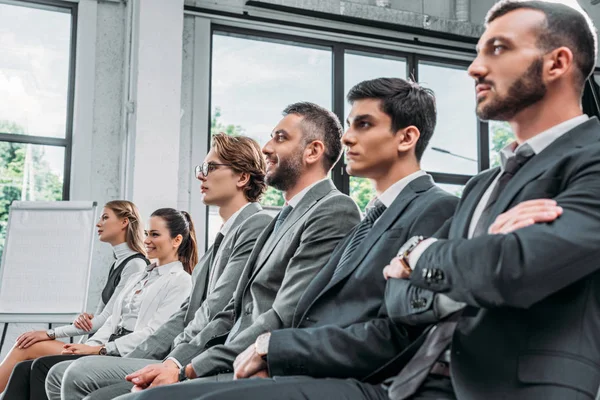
[[472, 144, 535, 237], [206, 232, 225, 295], [273, 205, 293, 233], [389, 145, 535, 399], [331, 201, 386, 280]]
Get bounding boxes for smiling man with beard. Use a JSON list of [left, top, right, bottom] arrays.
[[50, 102, 361, 400]]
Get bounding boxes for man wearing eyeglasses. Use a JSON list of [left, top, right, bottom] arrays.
[[48, 103, 361, 400], [43, 133, 273, 399]]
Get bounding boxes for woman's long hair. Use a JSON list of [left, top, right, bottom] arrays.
[[104, 200, 146, 256], [150, 208, 198, 274]]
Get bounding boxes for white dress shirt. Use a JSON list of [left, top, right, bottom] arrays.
[[53, 243, 146, 338], [367, 170, 427, 225]]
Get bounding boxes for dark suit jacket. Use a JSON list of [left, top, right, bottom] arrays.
[[388, 117, 600, 400], [266, 175, 458, 380], [174, 179, 361, 377]]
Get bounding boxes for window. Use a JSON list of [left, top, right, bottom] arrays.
[[0, 1, 75, 259], [208, 31, 332, 244], [202, 25, 491, 248], [344, 51, 407, 211], [418, 60, 478, 176]]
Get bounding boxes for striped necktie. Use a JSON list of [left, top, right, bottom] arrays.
[[332, 200, 386, 280]]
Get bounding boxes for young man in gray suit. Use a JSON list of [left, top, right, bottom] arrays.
[[105, 78, 458, 400], [48, 103, 360, 399], [38, 133, 272, 400]]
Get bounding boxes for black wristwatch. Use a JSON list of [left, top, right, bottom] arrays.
[[178, 366, 189, 382], [98, 346, 107, 356]]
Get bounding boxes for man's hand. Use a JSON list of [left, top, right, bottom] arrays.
[[489, 199, 562, 234], [125, 362, 178, 389], [233, 333, 270, 380], [61, 344, 102, 355], [383, 256, 411, 280]]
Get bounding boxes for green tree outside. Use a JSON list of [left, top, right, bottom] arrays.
[[0, 121, 63, 260], [489, 121, 514, 167]]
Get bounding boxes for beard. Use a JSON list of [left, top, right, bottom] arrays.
[[265, 149, 303, 192], [477, 57, 547, 121]]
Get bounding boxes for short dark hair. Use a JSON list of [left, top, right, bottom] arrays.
[[486, 1, 597, 89], [211, 133, 267, 202], [282, 102, 343, 171], [347, 77, 436, 162]]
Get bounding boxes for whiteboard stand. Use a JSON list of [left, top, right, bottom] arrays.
[[0, 201, 97, 353]]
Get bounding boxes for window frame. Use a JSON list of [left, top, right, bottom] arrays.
[[202, 19, 495, 248], [0, 0, 78, 200]]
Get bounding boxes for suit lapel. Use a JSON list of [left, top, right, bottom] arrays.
[[321, 175, 433, 292], [488, 118, 600, 226], [246, 180, 336, 285], [207, 203, 262, 293], [188, 248, 212, 311], [453, 169, 499, 238]]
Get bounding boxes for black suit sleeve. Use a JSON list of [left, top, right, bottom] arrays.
[[411, 153, 600, 309], [267, 194, 458, 379]]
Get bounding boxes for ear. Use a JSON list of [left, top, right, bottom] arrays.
[[304, 140, 326, 166], [396, 126, 421, 156], [236, 172, 251, 189], [545, 46, 574, 83], [121, 217, 129, 230], [172, 234, 183, 248]]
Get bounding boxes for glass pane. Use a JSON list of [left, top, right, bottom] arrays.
[[208, 32, 332, 244], [436, 182, 465, 198], [344, 51, 407, 211], [489, 120, 515, 168], [0, 3, 72, 138], [0, 142, 65, 260], [418, 61, 478, 175]]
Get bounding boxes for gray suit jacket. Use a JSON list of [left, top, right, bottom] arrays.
[[126, 202, 271, 360], [168, 179, 361, 377], [387, 117, 600, 399]]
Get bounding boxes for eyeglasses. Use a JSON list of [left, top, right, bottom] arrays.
[[195, 162, 232, 179]]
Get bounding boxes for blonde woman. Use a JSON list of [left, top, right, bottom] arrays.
[[0, 200, 149, 397]]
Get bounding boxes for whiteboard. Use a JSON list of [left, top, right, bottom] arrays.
[[0, 201, 97, 323]]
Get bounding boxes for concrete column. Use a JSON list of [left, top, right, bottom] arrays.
[[127, 0, 184, 216]]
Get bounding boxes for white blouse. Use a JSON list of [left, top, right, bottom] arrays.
[[53, 243, 146, 338]]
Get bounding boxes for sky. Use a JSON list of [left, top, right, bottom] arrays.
[[0, 2, 71, 177]]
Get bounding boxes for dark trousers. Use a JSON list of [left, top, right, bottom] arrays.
[[123, 375, 454, 400], [125, 376, 389, 400], [1, 355, 84, 400]]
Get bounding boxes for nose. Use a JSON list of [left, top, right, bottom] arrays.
[[144, 235, 151, 245], [198, 173, 207, 182], [468, 55, 487, 81], [96, 220, 101, 228], [262, 139, 274, 156], [342, 128, 356, 147]]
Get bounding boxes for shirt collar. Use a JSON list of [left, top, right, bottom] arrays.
[[148, 260, 183, 275], [113, 242, 136, 260], [286, 177, 329, 208], [219, 202, 253, 237], [500, 114, 589, 168], [367, 170, 427, 209]]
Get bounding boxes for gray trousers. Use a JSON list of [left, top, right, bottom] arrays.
[[45, 356, 155, 400]]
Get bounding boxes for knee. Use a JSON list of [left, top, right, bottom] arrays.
[[45, 362, 68, 398]]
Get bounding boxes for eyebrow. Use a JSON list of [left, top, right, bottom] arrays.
[[271, 129, 288, 138], [476, 35, 513, 52], [347, 114, 373, 125]]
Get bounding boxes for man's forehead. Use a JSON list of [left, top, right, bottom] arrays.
[[478, 8, 546, 48], [348, 98, 382, 117]]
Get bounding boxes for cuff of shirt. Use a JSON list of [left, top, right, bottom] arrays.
[[105, 341, 119, 356], [408, 238, 438, 269], [166, 357, 183, 369]]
